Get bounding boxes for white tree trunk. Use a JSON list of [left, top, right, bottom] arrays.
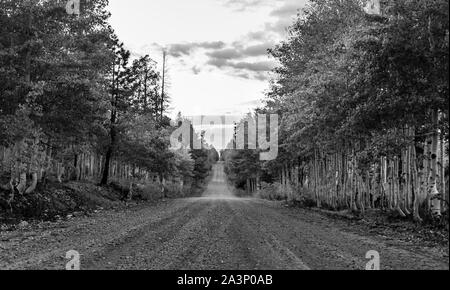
[[429, 110, 441, 217], [411, 143, 423, 222], [25, 172, 38, 194], [16, 172, 27, 194]]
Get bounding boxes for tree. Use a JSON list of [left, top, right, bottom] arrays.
[[1, 0, 113, 193], [227, 0, 449, 219], [100, 35, 135, 185]]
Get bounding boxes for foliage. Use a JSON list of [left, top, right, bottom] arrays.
[[224, 0, 449, 220], [0, 1, 216, 211]]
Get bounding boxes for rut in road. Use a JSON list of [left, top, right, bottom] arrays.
[[0, 163, 448, 270]]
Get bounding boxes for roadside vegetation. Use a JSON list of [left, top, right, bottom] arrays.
[[0, 0, 218, 224]]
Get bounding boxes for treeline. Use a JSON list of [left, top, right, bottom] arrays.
[[0, 0, 216, 207], [224, 0, 449, 221]]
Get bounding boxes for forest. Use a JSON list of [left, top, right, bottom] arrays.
[[0, 0, 448, 271], [1, 0, 449, 225], [224, 0, 449, 223], [0, 0, 218, 220]]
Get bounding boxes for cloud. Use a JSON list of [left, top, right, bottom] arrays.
[[246, 30, 267, 41], [236, 70, 271, 81], [206, 57, 276, 80], [254, 71, 271, 81], [230, 60, 275, 72], [263, 18, 293, 35], [219, 0, 304, 15], [206, 48, 242, 60], [192, 66, 202, 75], [242, 43, 272, 57], [206, 58, 229, 68], [236, 72, 251, 79], [216, 0, 307, 50], [206, 40, 274, 61], [220, 0, 273, 11], [198, 41, 227, 49], [160, 1, 305, 81], [263, 1, 307, 36], [168, 43, 194, 57], [270, 2, 302, 18], [203, 39, 276, 80], [167, 41, 226, 57]]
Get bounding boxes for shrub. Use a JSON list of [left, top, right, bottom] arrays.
[[292, 186, 317, 208], [257, 182, 285, 201], [135, 182, 162, 201], [256, 182, 318, 208], [163, 181, 183, 198]]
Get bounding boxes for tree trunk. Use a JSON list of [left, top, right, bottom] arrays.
[[127, 181, 133, 201], [57, 163, 64, 183], [101, 146, 113, 185], [25, 172, 38, 194], [411, 142, 423, 222], [350, 149, 357, 212], [439, 131, 446, 212], [314, 149, 320, 207], [16, 172, 27, 195], [404, 145, 412, 215], [429, 110, 441, 217], [394, 156, 406, 217]]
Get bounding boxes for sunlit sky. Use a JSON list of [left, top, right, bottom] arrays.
[[108, 0, 307, 118]]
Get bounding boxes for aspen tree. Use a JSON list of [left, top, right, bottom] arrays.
[[358, 175, 365, 214], [334, 156, 338, 206], [429, 110, 441, 217], [350, 149, 357, 212], [24, 134, 39, 194], [394, 156, 406, 217], [411, 141, 423, 222], [343, 151, 348, 208], [364, 174, 369, 209], [439, 131, 446, 212], [423, 137, 431, 211], [388, 158, 394, 210], [314, 149, 320, 207], [404, 140, 412, 215]]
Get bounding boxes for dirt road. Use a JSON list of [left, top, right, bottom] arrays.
[[0, 164, 448, 270]]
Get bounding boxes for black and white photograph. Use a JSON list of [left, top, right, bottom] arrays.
[[0, 0, 449, 277]]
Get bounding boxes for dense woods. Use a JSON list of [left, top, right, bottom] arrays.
[[0, 0, 448, 271], [0, 0, 216, 216], [224, 0, 449, 222], [0, 0, 448, 225]]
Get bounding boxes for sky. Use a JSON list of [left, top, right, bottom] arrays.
[[107, 0, 308, 119]]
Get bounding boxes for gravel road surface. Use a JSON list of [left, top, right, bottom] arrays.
[[1, 164, 448, 270]]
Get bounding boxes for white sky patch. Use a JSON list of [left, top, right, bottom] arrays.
[[108, 0, 306, 118]]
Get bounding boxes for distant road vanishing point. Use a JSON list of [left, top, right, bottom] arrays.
[[201, 162, 238, 200]]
